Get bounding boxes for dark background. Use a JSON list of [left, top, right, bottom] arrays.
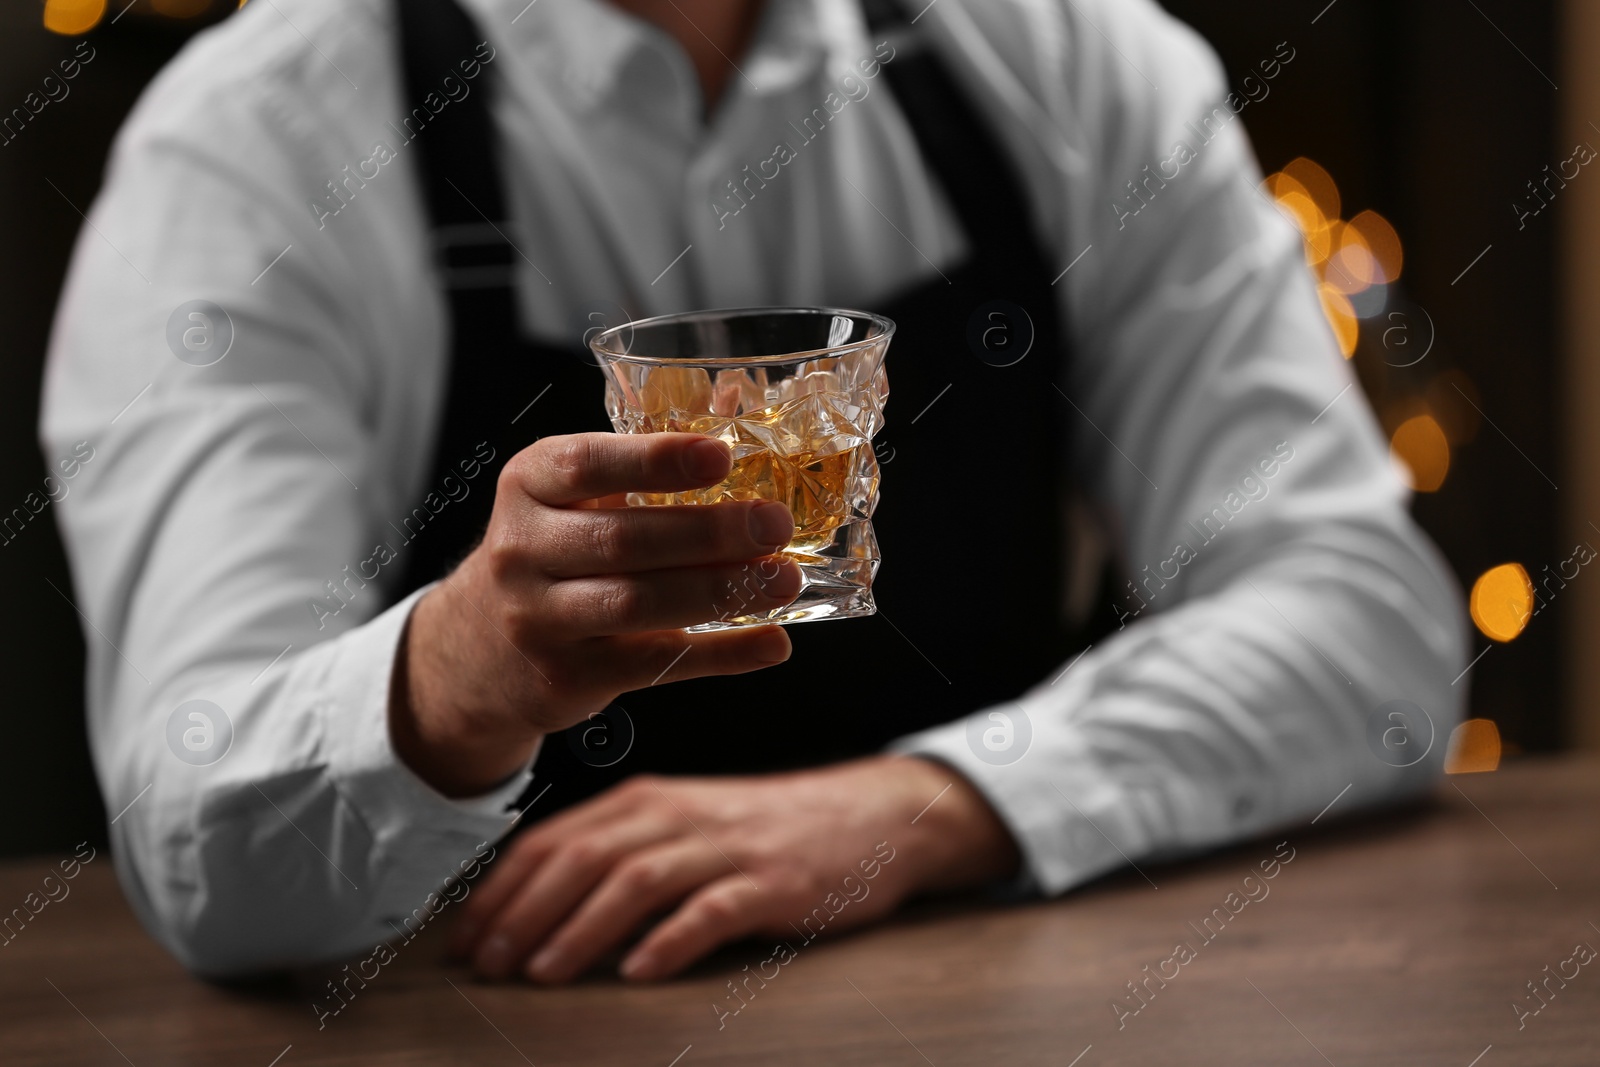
[[0, 0, 1561, 856]]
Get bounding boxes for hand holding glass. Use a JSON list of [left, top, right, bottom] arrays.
[[590, 307, 894, 632]]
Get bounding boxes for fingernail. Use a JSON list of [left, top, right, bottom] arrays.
[[684, 439, 731, 481], [619, 951, 654, 980], [478, 934, 514, 976], [528, 945, 564, 981], [753, 628, 791, 664], [763, 559, 801, 596], [748, 502, 793, 547]]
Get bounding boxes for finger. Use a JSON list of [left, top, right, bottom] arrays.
[[547, 558, 803, 635], [575, 626, 793, 693], [449, 827, 573, 957], [449, 837, 551, 959], [470, 814, 680, 980], [524, 839, 732, 984], [618, 875, 775, 982], [538, 500, 795, 578], [451, 784, 657, 956], [513, 433, 732, 506]]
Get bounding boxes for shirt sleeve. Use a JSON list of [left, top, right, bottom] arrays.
[[890, 0, 1469, 895], [38, 8, 535, 976]]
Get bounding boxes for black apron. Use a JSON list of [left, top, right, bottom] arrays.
[[391, 0, 1105, 819]]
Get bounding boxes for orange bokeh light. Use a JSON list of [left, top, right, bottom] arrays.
[[1282, 157, 1341, 221], [1318, 283, 1359, 357], [1278, 192, 1334, 264], [1264, 172, 1308, 202], [1323, 223, 1379, 295], [1444, 719, 1502, 774], [1265, 160, 1415, 378], [1390, 415, 1450, 492], [43, 0, 105, 34], [1349, 209, 1403, 284], [1470, 564, 1534, 643]]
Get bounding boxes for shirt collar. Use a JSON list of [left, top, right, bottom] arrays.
[[741, 0, 832, 97], [493, 0, 657, 109], [476, 0, 841, 111]]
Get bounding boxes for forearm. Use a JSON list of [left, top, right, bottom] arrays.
[[47, 394, 530, 976], [893, 511, 1467, 895], [388, 564, 546, 798], [97, 589, 530, 976]]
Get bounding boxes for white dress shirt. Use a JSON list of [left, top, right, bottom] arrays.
[[40, 0, 1467, 974]]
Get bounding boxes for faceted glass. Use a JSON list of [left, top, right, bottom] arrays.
[[589, 307, 894, 631]]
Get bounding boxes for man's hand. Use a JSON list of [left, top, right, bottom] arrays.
[[390, 432, 803, 797], [447, 756, 1022, 982]]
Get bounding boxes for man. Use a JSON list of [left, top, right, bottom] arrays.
[[41, 0, 1465, 983]]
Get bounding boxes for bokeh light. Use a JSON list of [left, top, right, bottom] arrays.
[[1266, 173, 1334, 266], [1282, 157, 1341, 220], [1318, 283, 1359, 357], [42, 0, 105, 34], [1277, 192, 1333, 264], [1469, 563, 1534, 643], [1324, 222, 1379, 295], [1390, 414, 1450, 491], [1444, 718, 1503, 774], [1349, 209, 1403, 283], [1264, 157, 1408, 351], [1263, 171, 1309, 202]]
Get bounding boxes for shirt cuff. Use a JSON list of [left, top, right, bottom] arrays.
[[317, 584, 538, 904], [886, 696, 1148, 897]]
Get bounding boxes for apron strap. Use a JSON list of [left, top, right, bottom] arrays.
[[393, 0, 519, 300], [392, 0, 546, 593], [860, 0, 1056, 289]]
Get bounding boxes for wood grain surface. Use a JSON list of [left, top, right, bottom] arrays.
[[1, 757, 1596, 1065]]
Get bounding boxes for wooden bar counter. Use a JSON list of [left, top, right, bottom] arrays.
[[2, 757, 1596, 1065]]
